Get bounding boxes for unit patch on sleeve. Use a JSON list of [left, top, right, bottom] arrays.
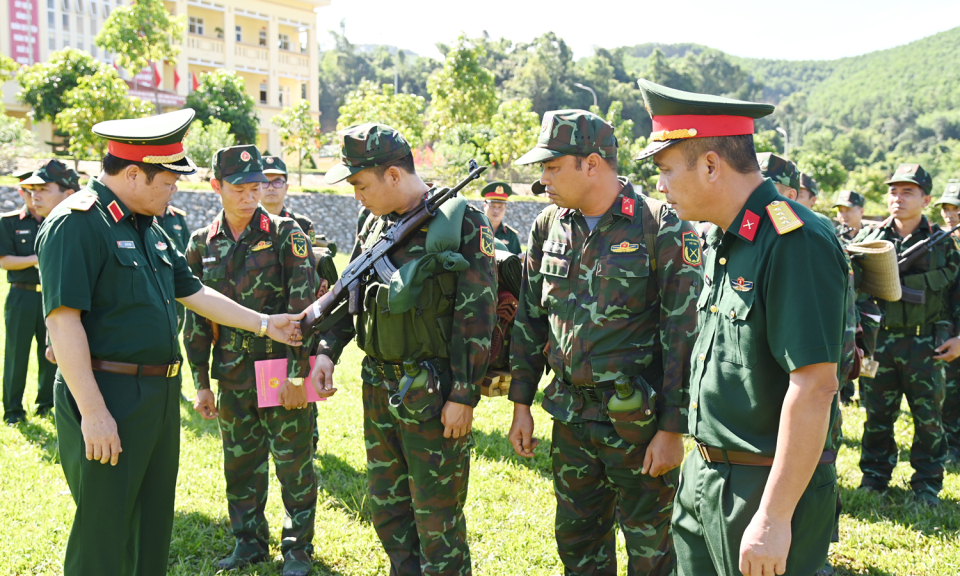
[[681, 231, 702, 266], [480, 225, 495, 257], [291, 232, 309, 258]]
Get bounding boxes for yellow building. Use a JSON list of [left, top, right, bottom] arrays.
[[1, 0, 328, 157]]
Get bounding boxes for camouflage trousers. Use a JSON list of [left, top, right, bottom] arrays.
[[551, 419, 677, 576], [217, 386, 317, 555], [859, 329, 945, 494], [363, 381, 473, 576], [944, 361, 960, 456]]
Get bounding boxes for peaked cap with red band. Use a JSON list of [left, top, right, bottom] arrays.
[[93, 108, 197, 175], [635, 79, 775, 160], [480, 181, 514, 202]]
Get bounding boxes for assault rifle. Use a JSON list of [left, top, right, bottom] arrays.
[[300, 160, 487, 338], [897, 222, 960, 304]]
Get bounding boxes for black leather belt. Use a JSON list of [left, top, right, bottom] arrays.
[[11, 282, 40, 292], [696, 439, 837, 467], [91, 358, 181, 378]]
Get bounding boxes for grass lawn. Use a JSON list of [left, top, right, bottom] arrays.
[[0, 255, 959, 575]]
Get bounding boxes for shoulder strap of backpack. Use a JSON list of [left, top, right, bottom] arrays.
[[640, 196, 666, 289]]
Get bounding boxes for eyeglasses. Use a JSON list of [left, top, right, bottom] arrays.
[[264, 179, 287, 189]]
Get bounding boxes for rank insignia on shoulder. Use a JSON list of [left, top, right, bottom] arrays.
[[155, 241, 167, 251], [260, 213, 271, 233], [611, 241, 640, 253], [65, 192, 97, 212], [291, 232, 309, 258], [731, 277, 754, 292], [116, 240, 135, 249], [621, 197, 636, 217], [766, 200, 804, 235], [252, 240, 273, 252], [682, 231, 702, 266], [480, 225, 495, 257]]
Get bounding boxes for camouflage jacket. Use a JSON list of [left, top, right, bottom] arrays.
[[316, 201, 497, 407], [280, 206, 316, 246], [854, 216, 960, 330], [183, 206, 318, 389], [509, 182, 702, 431]]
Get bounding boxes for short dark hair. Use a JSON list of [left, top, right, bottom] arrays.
[[369, 153, 416, 180], [573, 153, 618, 174], [102, 153, 165, 184], [676, 135, 759, 175]]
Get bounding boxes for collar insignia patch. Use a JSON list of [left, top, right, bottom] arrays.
[[260, 213, 271, 233], [621, 197, 635, 217], [107, 200, 124, 223], [740, 209, 760, 241]]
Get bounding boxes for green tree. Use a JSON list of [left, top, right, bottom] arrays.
[[486, 99, 539, 170], [272, 100, 319, 185], [0, 54, 16, 86], [185, 70, 260, 145], [55, 69, 153, 162], [427, 35, 497, 140], [16, 49, 103, 122], [843, 165, 889, 215], [182, 118, 236, 170], [796, 151, 848, 193], [94, 0, 185, 112], [337, 81, 426, 147]]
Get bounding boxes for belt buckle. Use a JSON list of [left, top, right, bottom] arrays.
[[34, 284, 41, 293], [166, 360, 180, 378], [393, 364, 402, 380], [696, 440, 712, 463]]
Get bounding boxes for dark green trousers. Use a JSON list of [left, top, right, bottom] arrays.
[[55, 370, 181, 576], [551, 419, 677, 576], [363, 381, 473, 576], [3, 286, 55, 421], [673, 452, 837, 576], [216, 386, 316, 555]]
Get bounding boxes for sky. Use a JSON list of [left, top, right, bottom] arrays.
[[314, 0, 960, 62]]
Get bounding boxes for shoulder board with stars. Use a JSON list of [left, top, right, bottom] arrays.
[[64, 191, 98, 211], [765, 200, 804, 235], [169, 206, 187, 216], [0, 210, 20, 218]]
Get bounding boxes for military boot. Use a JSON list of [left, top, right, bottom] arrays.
[[282, 549, 312, 576], [217, 541, 267, 570]]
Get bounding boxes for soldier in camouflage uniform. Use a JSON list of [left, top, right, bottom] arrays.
[[508, 110, 701, 576], [854, 163, 960, 506], [798, 172, 820, 210], [310, 123, 496, 576], [184, 145, 319, 575], [933, 180, 960, 463], [833, 190, 866, 242]]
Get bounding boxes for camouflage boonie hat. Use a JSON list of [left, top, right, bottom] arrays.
[[324, 123, 412, 185], [799, 172, 820, 196], [833, 190, 865, 208], [757, 153, 800, 192], [885, 163, 932, 194], [934, 180, 960, 207], [261, 155, 287, 176], [20, 159, 81, 191], [212, 145, 268, 185], [514, 110, 617, 166]]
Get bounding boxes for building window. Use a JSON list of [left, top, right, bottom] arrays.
[[90, 0, 97, 14], [47, 0, 54, 7], [259, 82, 267, 104], [62, 0, 69, 10], [301, 83, 306, 99], [77, 0, 83, 10], [102, 3, 109, 16], [48, 11, 55, 28], [189, 16, 204, 35], [235, 25, 242, 42], [258, 29, 266, 46], [62, 13, 69, 30], [91, 16, 97, 32], [63, 37, 70, 48], [278, 33, 290, 51], [91, 45, 98, 58], [49, 33, 57, 50], [279, 85, 290, 107], [299, 31, 307, 53], [77, 15, 84, 33]]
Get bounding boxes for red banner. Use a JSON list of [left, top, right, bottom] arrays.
[[8, 0, 39, 65]]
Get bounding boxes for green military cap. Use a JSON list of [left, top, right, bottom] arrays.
[[635, 78, 775, 160], [757, 153, 800, 192], [799, 172, 820, 196], [885, 163, 933, 194], [514, 109, 617, 166], [20, 159, 81, 190], [833, 190, 866, 208], [92, 108, 197, 175], [11, 169, 33, 181], [262, 155, 287, 176], [933, 180, 960, 207], [324, 123, 412, 185], [481, 181, 514, 202], [212, 145, 268, 185]]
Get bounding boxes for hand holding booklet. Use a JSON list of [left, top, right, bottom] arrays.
[[254, 356, 327, 408]]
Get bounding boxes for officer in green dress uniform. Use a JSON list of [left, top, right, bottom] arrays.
[[854, 164, 960, 506], [36, 109, 305, 576], [155, 202, 190, 337], [934, 180, 960, 463], [637, 79, 848, 576], [311, 123, 497, 576], [1, 163, 77, 423], [833, 190, 866, 242], [479, 181, 522, 254], [508, 110, 702, 575]]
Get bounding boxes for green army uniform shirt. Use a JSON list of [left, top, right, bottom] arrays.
[[494, 221, 522, 254], [156, 205, 190, 253], [35, 177, 203, 364], [509, 181, 702, 431], [0, 206, 41, 284], [183, 206, 317, 389], [690, 179, 848, 455]]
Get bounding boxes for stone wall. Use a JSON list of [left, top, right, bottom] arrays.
[[0, 186, 548, 250]]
